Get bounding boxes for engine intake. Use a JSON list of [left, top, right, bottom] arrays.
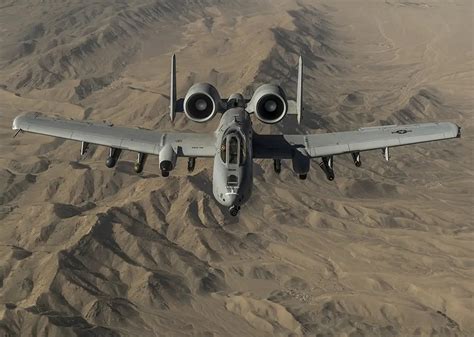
[[184, 83, 222, 122], [249, 84, 288, 124]]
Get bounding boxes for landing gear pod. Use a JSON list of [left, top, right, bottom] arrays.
[[159, 144, 177, 177], [292, 150, 310, 178]]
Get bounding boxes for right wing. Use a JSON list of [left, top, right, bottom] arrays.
[[12, 112, 216, 157], [253, 122, 461, 159]]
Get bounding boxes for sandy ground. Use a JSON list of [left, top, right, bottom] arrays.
[[0, 0, 472, 336]]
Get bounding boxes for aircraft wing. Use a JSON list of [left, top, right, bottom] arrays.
[[253, 122, 461, 159], [12, 112, 216, 157]]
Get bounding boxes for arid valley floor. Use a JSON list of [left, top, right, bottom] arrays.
[[0, 0, 473, 336]]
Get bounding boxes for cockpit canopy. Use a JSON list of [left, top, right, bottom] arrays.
[[220, 131, 246, 166]]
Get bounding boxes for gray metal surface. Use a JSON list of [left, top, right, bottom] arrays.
[[12, 112, 216, 157], [253, 122, 460, 158]]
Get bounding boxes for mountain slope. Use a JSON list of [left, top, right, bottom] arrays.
[[0, 0, 472, 336]]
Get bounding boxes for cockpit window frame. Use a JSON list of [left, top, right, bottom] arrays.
[[220, 129, 247, 166], [228, 135, 239, 165]]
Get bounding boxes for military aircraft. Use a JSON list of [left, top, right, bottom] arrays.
[[12, 55, 461, 216]]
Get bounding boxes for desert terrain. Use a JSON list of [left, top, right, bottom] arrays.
[[0, 0, 472, 336]]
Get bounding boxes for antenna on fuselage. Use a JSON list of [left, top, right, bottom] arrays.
[[296, 55, 303, 124], [170, 54, 177, 122]]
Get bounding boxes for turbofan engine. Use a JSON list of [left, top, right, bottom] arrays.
[[248, 84, 288, 124], [183, 83, 222, 122]]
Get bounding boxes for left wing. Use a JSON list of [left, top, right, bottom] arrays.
[[253, 122, 461, 159], [12, 112, 216, 157]]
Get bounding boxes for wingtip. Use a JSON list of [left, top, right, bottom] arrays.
[[12, 112, 39, 130], [12, 115, 23, 130], [12, 119, 18, 130], [447, 122, 461, 138]]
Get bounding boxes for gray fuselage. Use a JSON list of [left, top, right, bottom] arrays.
[[212, 108, 253, 210]]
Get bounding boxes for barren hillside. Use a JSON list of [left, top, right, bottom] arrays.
[[0, 0, 472, 336]]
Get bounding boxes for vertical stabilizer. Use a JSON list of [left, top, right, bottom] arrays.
[[170, 54, 176, 122], [296, 55, 303, 124]]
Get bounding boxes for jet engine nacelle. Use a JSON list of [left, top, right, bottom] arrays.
[[249, 84, 288, 124], [183, 83, 222, 122]]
